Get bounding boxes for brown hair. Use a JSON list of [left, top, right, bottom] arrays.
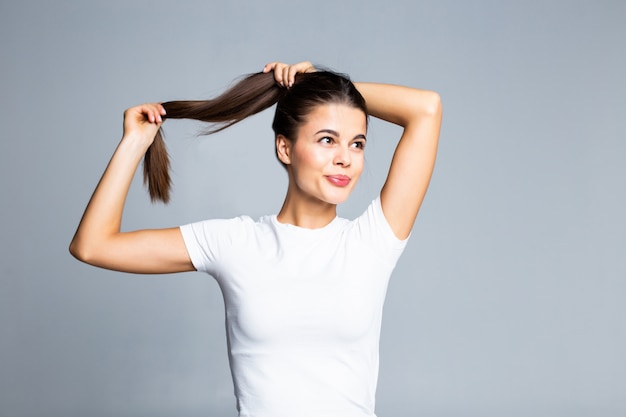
[[145, 70, 366, 203]]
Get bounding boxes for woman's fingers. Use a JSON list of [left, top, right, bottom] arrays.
[[263, 61, 316, 88], [287, 61, 315, 87], [122, 103, 165, 142], [263, 62, 285, 85], [282, 65, 291, 87], [269, 62, 289, 86], [148, 104, 165, 123], [135, 103, 165, 123], [263, 62, 278, 74]]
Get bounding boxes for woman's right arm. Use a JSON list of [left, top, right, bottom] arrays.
[[69, 104, 195, 274]]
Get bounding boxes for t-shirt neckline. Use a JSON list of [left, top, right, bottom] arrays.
[[270, 214, 342, 233]]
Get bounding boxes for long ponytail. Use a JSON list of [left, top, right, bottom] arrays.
[[144, 71, 284, 203], [144, 69, 366, 204]]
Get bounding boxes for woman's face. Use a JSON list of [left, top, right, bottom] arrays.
[[277, 103, 367, 206]]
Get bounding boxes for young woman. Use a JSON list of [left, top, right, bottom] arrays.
[[70, 61, 442, 417]]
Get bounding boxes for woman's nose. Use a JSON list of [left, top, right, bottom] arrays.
[[333, 146, 351, 167]]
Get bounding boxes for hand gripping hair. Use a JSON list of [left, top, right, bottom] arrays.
[[145, 70, 366, 203]]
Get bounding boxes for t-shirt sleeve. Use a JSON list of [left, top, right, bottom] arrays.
[[179, 216, 250, 275], [352, 196, 409, 266]]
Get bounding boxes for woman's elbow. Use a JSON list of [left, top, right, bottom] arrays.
[[69, 237, 97, 265], [69, 238, 85, 262], [420, 90, 442, 117], [402, 90, 442, 125]]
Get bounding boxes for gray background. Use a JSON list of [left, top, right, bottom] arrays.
[[1, 1, 624, 416]]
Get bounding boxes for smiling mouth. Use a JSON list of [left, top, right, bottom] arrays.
[[325, 175, 351, 187]]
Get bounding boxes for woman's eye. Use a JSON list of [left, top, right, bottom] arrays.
[[351, 141, 366, 149], [319, 137, 333, 144]]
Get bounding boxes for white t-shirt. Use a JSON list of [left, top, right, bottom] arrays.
[[180, 197, 407, 417]]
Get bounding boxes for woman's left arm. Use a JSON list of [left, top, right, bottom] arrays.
[[354, 82, 442, 240]]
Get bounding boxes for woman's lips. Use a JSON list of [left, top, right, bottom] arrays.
[[325, 175, 351, 187]]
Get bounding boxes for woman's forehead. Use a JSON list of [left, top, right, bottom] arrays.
[[301, 103, 367, 134]]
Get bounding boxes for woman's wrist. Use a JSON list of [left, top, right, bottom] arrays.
[[119, 132, 154, 155]]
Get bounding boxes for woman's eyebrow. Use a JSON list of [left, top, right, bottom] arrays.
[[315, 129, 339, 136], [315, 129, 367, 140]]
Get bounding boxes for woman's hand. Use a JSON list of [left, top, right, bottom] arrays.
[[70, 100, 193, 274], [122, 103, 166, 148], [354, 83, 442, 240], [263, 61, 316, 88]]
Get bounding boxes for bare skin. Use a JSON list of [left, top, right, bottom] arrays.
[[69, 103, 194, 273], [275, 103, 367, 229], [265, 61, 442, 239], [69, 61, 442, 273]]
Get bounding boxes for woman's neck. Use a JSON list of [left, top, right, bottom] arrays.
[[277, 191, 337, 229]]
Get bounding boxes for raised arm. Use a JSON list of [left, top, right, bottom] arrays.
[[266, 61, 442, 239], [355, 82, 442, 240], [69, 104, 195, 273]]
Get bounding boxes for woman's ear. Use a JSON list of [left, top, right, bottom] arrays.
[[275, 134, 292, 165]]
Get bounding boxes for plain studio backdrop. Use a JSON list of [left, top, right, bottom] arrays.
[[1, 1, 624, 416]]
